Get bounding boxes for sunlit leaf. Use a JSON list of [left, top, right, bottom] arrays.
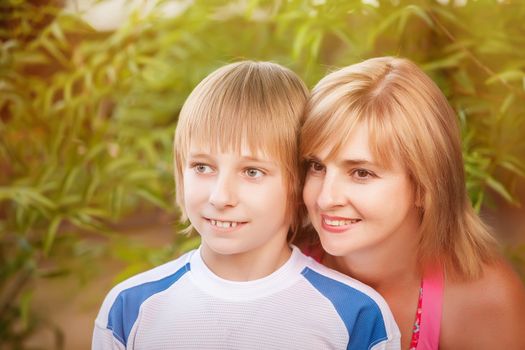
[[485, 176, 517, 205], [486, 70, 525, 85], [19, 290, 33, 331], [293, 23, 310, 60], [136, 188, 170, 210], [44, 216, 62, 256], [421, 51, 466, 71], [499, 94, 515, 115], [500, 156, 525, 178]]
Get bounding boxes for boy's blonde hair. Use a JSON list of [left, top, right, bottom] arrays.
[[174, 61, 308, 237], [300, 56, 497, 279]]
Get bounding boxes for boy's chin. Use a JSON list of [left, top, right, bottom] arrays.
[[200, 238, 250, 256]]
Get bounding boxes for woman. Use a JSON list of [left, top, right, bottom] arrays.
[[298, 56, 525, 349]]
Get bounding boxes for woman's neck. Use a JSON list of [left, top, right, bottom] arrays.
[[324, 237, 421, 292], [322, 231, 424, 350]]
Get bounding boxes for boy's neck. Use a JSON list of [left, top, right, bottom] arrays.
[[200, 240, 292, 282]]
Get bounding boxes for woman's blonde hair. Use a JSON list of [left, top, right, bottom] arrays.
[[300, 56, 497, 279], [174, 60, 308, 237]]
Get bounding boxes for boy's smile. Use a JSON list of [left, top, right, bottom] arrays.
[[183, 143, 291, 276], [205, 218, 248, 230]]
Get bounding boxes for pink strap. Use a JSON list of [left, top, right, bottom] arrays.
[[416, 265, 444, 350]]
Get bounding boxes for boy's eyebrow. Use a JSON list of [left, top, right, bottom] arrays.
[[188, 152, 213, 159], [187, 152, 275, 164], [239, 155, 272, 163]]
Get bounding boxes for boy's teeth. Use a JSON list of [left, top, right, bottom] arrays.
[[324, 219, 359, 226], [210, 220, 238, 228]]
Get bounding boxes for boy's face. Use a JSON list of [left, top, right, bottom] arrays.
[[183, 142, 290, 260]]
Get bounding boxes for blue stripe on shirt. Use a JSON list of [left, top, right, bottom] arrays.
[[301, 267, 388, 350], [107, 263, 190, 346]]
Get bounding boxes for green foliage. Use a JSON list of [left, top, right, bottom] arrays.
[[1, 0, 524, 347]]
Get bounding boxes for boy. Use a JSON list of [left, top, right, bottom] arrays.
[[92, 61, 400, 349]]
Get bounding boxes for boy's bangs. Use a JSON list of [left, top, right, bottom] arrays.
[[181, 89, 289, 166]]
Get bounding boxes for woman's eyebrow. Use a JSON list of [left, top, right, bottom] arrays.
[[304, 155, 322, 162], [340, 158, 376, 167], [305, 155, 377, 167]]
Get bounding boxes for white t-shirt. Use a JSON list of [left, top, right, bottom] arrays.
[[92, 245, 400, 349]]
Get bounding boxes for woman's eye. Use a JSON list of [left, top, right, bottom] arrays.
[[193, 164, 213, 174], [244, 168, 264, 178], [352, 169, 373, 179], [308, 160, 325, 174]]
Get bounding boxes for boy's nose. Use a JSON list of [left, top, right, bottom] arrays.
[[209, 174, 238, 208], [316, 173, 346, 210]]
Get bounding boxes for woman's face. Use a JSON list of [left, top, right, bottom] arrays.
[[303, 123, 421, 257]]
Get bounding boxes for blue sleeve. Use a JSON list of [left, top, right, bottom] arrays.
[[301, 267, 388, 349]]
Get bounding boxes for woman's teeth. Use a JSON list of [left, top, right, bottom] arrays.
[[324, 218, 360, 226]]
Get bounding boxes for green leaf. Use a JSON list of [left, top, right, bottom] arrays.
[[454, 69, 475, 95], [27, 191, 56, 210], [485, 176, 516, 204], [499, 94, 515, 115], [70, 212, 105, 232], [50, 21, 68, 49], [330, 27, 354, 47], [105, 157, 136, 174], [405, 5, 433, 28], [19, 290, 33, 331], [421, 51, 466, 71], [500, 156, 525, 178], [473, 190, 484, 213], [85, 169, 100, 203], [39, 36, 70, 68], [127, 169, 159, 182], [62, 166, 81, 195], [111, 185, 125, 218], [136, 188, 169, 209], [44, 216, 62, 256], [465, 162, 489, 179], [310, 30, 323, 62], [293, 23, 310, 60], [77, 207, 111, 219], [12, 51, 50, 65], [486, 70, 525, 85]]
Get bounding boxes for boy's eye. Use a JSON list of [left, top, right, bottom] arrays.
[[244, 168, 264, 178], [193, 163, 214, 174], [307, 160, 325, 174]]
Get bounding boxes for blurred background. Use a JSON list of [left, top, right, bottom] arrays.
[[1, 0, 525, 348]]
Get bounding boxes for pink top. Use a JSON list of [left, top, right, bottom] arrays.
[[302, 244, 445, 350], [415, 265, 444, 350]]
